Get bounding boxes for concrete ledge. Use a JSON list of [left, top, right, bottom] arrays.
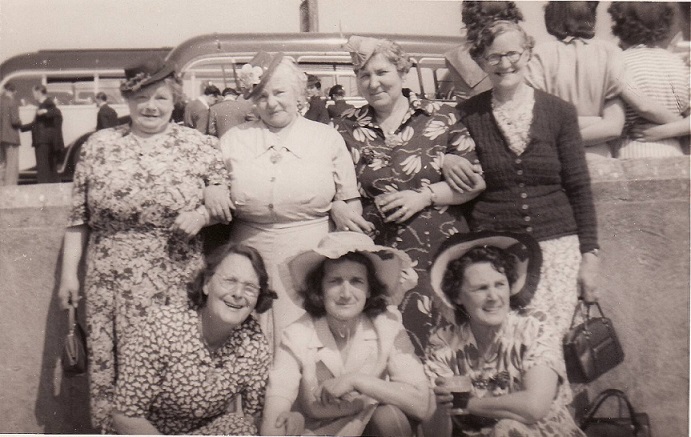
[[0, 156, 688, 434]]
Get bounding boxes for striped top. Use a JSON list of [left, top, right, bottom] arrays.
[[617, 46, 690, 158]]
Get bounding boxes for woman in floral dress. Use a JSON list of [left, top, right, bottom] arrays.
[[113, 244, 276, 435], [423, 232, 585, 437], [334, 36, 485, 356], [58, 57, 228, 432]]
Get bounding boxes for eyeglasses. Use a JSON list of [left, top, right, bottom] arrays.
[[218, 276, 260, 298], [484, 50, 525, 66]]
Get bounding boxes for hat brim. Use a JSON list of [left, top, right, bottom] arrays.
[[120, 62, 176, 93], [244, 52, 285, 100], [429, 231, 542, 322], [280, 243, 413, 308]]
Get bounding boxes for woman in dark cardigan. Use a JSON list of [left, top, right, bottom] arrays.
[[443, 21, 599, 338]]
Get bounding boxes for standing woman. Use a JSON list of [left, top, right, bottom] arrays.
[[58, 57, 228, 432], [445, 21, 599, 337], [334, 36, 485, 356], [210, 52, 366, 352], [608, 1, 690, 158], [525, 1, 680, 158]]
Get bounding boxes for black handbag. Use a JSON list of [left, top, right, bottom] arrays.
[[563, 301, 624, 383], [580, 389, 651, 437], [61, 304, 88, 376]]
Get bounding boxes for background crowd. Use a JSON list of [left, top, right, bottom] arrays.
[[23, 1, 687, 436]]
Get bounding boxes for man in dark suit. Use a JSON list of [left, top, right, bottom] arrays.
[[327, 84, 355, 120], [95, 92, 118, 130], [303, 74, 330, 124], [207, 88, 254, 138], [21, 85, 63, 183], [0, 82, 22, 185], [183, 84, 221, 134]]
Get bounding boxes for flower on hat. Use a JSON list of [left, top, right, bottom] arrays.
[[121, 72, 152, 93], [238, 64, 265, 92]]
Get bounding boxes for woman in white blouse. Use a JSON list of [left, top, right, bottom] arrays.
[[207, 51, 371, 352]]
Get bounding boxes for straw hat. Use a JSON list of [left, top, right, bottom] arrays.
[[430, 231, 543, 321], [281, 232, 415, 307]]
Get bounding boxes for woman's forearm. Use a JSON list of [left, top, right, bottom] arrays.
[[427, 179, 485, 206], [621, 87, 681, 124], [353, 374, 430, 420], [112, 412, 160, 435], [580, 98, 625, 147], [61, 225, 89, 281], [260, 397, 294, 435]]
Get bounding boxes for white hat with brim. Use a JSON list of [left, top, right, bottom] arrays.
[[281, 232, 415, 308], [430, 231, 543, 322]]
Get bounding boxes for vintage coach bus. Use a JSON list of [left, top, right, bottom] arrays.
[[1, 34, 463, 183]]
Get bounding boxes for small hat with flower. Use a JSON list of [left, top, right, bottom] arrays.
[[238, 51, 285, 100], [280, 232, 417, 308], [120, 56, 177, 94], [344, 35, 388, 71]]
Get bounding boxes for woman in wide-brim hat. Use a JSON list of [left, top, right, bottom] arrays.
[[261, 232, 431, 437], [58, 55, 229, 432], [422, 231, 586, 437], [206, 51, 371, 354]]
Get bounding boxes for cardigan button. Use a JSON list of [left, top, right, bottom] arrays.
[[516, 170, 524, 176], [518, 183, 525, 188], [524, 216, 531, 222], [526, 226, 533, 232], [515, 158, 522, 164], [522, 204, 529, 210], [520, 193, 528, 199]]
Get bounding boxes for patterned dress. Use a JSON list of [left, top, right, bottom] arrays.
[[334, 91, 477, 356], [424, 313, 585, 437], [67, 123, 229, 431], [114, 305, 270, 435]]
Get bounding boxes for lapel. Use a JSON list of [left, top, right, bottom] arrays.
[[312, 317, 379, 379]]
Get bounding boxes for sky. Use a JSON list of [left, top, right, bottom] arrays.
[[0, 0, 620, 65]]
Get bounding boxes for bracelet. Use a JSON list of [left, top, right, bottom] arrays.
[[416, 186, 437, 207]]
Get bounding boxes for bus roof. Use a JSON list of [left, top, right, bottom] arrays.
[[0, 48, 172, 82], [167, 33, 464, 69]]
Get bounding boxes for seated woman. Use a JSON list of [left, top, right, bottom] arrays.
[[112, 243, 277, 435], [423, 231, 585, 437], [261, 232, 430, 436]]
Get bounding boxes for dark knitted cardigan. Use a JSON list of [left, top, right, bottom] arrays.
[[458, 89, 598, 253]]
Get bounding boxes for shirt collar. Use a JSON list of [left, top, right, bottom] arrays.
[[254, 116, 304, 158], [562, 36, 591, 45], [353, 89, 432, 133]]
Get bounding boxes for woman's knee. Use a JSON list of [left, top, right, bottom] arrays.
[[364, 404, 414, 437]]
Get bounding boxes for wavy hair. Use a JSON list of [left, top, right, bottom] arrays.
[[544, 1, 599, 40], [608, 2, 675, 48], [462, 1, 524, 44], [469, 20, 535, 63], [441, 246, 521, 325], [302, 252, 388, 319], [188, 243, 276, 313]]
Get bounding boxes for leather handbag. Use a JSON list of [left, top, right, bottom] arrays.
[[563, 302, 624, 383], [61, 304, 88, 376], [580, 389, 651, 437]]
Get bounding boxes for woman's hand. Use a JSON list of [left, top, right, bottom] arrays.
[[578, 252, 600, 303], [316, 374, 360, 406], [204, 185, 234, 223], [375, 189, 430, 224], [331, 200, 375, 234], [58, 274, 80, 310], [274, 411, 305, 436], [432, 377, 454, 412], [442, 155, 484, 193], [171, 211, 206, 239]]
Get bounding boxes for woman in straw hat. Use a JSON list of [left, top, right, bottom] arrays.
[[206, 52, 369, 353], [261, 232, 430, 436], [423, 231, 584, 437]]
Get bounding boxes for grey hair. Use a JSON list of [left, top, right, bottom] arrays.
[[251, 58, 307, 109]]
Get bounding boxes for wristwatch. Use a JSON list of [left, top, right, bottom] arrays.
[[585, 248, 600, 257]]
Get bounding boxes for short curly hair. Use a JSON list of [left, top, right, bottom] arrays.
[[302, 252, 388, 319], [469, 20, 535, 63], [462, 1, 524, 44], [441, 246, 520, 325], [188, 243, 276, 314], [544, 1, 600, 41], [355, 39, 412, 75], [608, 2, 675, 48]]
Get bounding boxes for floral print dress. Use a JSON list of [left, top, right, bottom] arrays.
[[67, 123, 229, 431], [424, 312, 585, 437], [334, 91, 477, 356], [114, 305, 271, 435]]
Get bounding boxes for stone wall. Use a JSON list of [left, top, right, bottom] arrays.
[[0, 157, 688, 435]]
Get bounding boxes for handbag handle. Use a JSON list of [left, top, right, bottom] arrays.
[[579, 388, 643, 432], [67, 304, 77, 335], [568, 301, 606, 331]]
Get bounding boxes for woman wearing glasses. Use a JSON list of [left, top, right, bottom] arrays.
[[112, 243, 277, 435], [443, 21, 599, 338]]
